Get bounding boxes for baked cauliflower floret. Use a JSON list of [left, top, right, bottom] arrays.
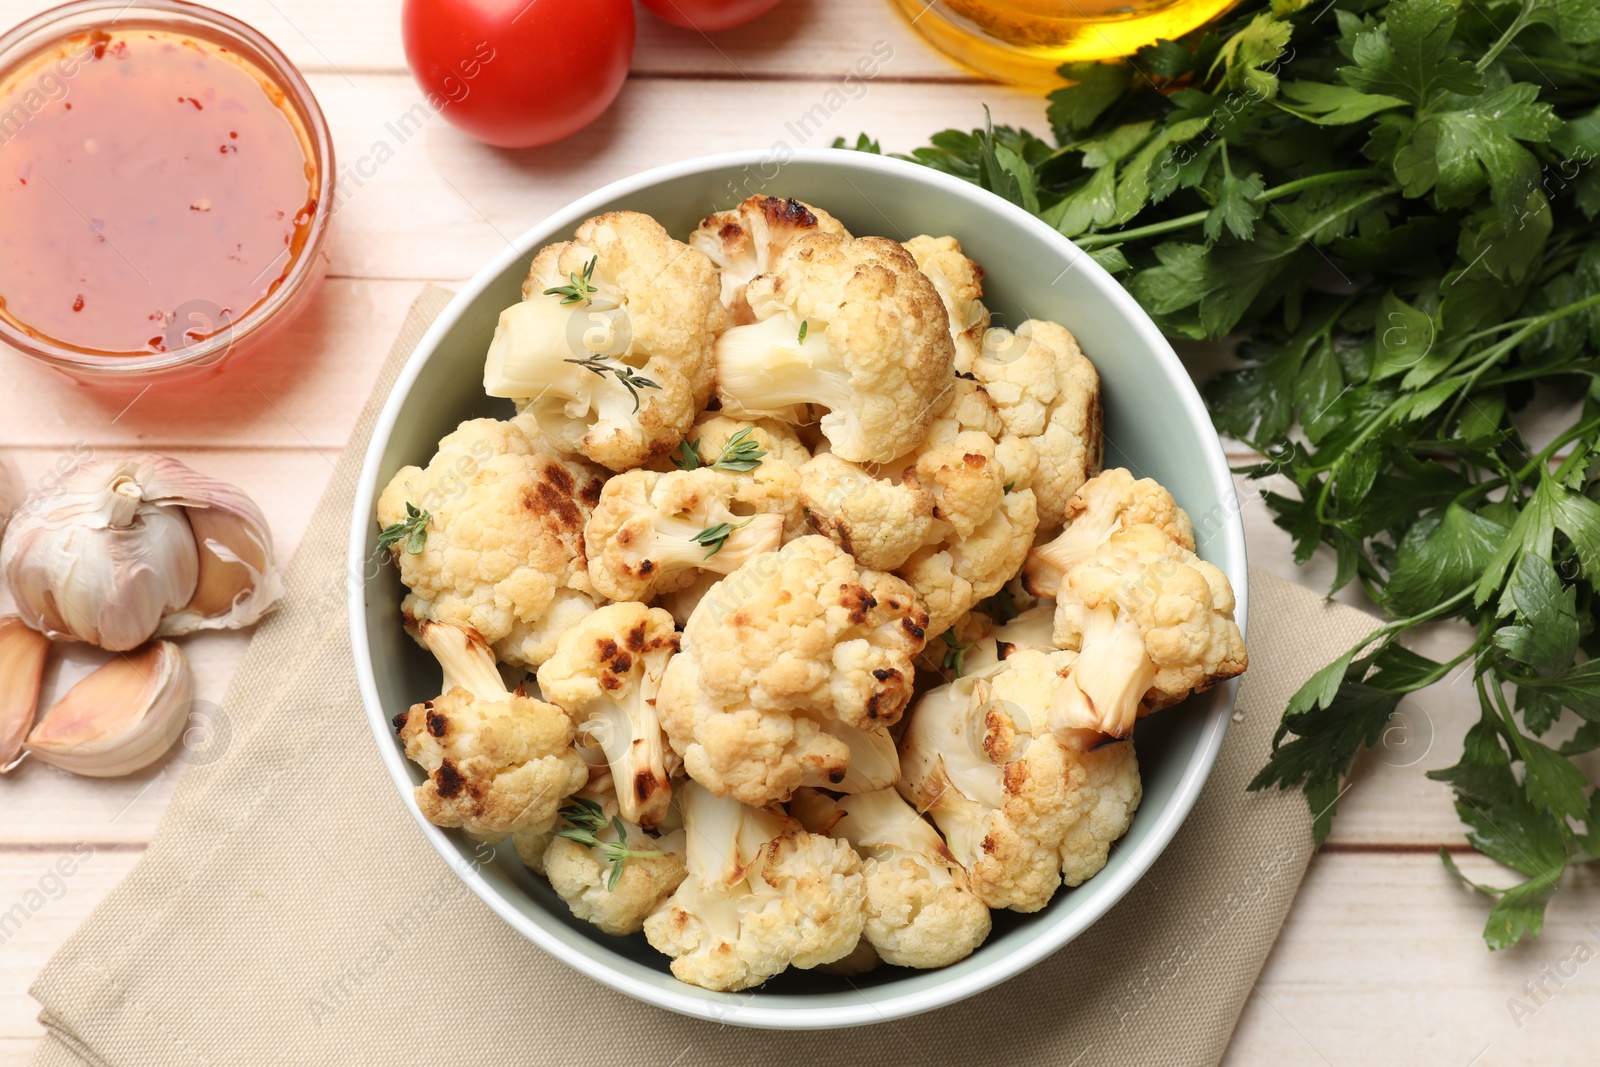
[[904, 235, 989, 373], [798, 452, 936, 571], [665, 413, 811, 538], [971, 320, 1102, 535], [914, 429, 1013, 542], [536, 603, 680, 829], [484, 211, 726, 471], [543, 785, 687, 937], [584, 468, 786, 603], [1024, 468, 1194, 597], [689, 196, 850, 324], [394, 621, 587, 839], [897, 488, 1040, 639], [643, 781, 866, 991], [714, 233, 956, 464], [377, 416, 606, 671], [897, 656, 1141, 911], [658, 536, 928, 806], [1051, 524, 1247, 736], [800, 376, 1037, 582], [792, 787, 991, 969]]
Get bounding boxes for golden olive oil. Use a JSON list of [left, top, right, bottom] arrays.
[[892, 0, 1242, 86]]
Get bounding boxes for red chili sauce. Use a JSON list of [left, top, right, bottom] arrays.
[[0, 29, 317, 355]]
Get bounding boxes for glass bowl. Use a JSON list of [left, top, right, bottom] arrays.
[[0, 0, 335, 388]]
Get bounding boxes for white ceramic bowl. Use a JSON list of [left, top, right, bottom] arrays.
[[348, 148, 1248, 1029]]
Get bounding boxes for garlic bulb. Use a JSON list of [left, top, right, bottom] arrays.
[[24, 641, 193, 777], [0, 616, 50, 769], [0, 455, 281, 650]]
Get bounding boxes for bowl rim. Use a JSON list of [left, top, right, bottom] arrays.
[[347, 147, 1249, 1029], [0, 0, 336, 377]]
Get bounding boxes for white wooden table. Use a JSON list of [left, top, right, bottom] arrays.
[[0, 2, 1594, 1062]]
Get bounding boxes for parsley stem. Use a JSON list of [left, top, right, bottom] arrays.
[[1438, 288, 1600, 427], [1313, 285, 1600, 524], [1482, 671, 1532, 768], [1477, 5, 1544, 73], [1405, 637, 1491, 693], [1475, 358, 1600, 390], [1511, 416, 1600, 482], [1073, 169, 1387, 250], [1503, 54, 1600, 80]]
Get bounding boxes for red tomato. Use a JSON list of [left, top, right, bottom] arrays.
[[401, 0, 634, 148], [638, 0, 785, 32]]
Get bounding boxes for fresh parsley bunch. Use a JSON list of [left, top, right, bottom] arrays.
[[843, 0, 1600, 948]]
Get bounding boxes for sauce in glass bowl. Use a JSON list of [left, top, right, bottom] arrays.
[[0, 2, 334, 385]]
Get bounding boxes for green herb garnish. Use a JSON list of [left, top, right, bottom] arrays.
[[842, 0, 1600, 950], [673, 438, 703, 470], [544, 255, 599, 305], [692, 517, 754, 559], [376, 502, 429, 555], [708, 426, 767, 472], [556, 798, 663, 891], [797, 320, 809, 344], [671, 426, 768, 473], [940, 630, 974, 676], [564, 354, 658, 413]]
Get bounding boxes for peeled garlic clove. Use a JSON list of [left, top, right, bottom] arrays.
[[25, 641, 194, 777], [0, 460, 200, 651], [136, 454, 283, 636], [0, 616, 51, 769]]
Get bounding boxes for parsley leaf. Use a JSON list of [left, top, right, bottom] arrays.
[[1278, 81, 1408, 125], [1339, 0, 1481, 105], [1047, 62, 1133, 140], [1493, 556, 1578, 678], [1380, 505, 1505, 616]]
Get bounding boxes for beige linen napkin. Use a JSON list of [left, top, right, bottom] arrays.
[[29, 287, 1380, 1067]]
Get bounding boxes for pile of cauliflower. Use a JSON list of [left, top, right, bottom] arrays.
[[376, 198, 1247, 993]]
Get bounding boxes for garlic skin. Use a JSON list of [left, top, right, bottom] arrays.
[[24, 641, 194, 777], [138, 455, 283, 637], [0, 454, 281, 650], [0, 616, 50, 769], [1, 461, 199, 651], [0, 456, 19, 540]]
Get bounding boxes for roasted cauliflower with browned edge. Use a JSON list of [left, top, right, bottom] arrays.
[[395, 620, 587, 839], [643, 781, 866, 991]]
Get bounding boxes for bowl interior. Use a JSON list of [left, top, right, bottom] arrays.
[[352, 151, 1245, 1027]]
